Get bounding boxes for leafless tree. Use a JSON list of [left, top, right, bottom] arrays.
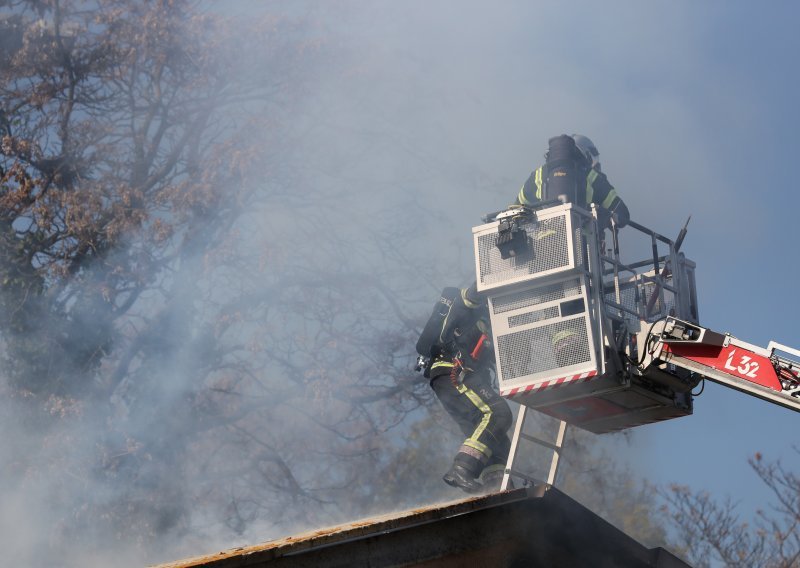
[[0, 1, 439, 564], [661, 449, 800, 568]]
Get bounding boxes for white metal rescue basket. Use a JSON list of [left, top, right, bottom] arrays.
[[473, 203, 699, 434]]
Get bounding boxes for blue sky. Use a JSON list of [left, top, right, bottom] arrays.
[[315, 0, 800, 528]]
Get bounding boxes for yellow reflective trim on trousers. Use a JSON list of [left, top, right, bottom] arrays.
[[456, 383, 493, 458], [586, 169, 598, 205], [463, 438, 490, 455], [518, 186, 532, 205]]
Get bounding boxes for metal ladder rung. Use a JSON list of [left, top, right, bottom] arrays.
[[520, 433, 562, 451]]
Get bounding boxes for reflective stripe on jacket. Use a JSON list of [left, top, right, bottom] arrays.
[[516, 165, 627, 225]]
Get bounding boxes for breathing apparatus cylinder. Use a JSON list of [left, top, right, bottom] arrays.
[[544, 135, 587, 205]]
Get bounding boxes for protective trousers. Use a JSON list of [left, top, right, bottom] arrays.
[[430, 368, 512, 480]]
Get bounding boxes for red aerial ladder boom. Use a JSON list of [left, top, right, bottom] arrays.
[[642, 316, 800, 413]]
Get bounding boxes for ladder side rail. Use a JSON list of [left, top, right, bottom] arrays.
[[501, 405, 529, 491], [546, 420, 568, 486]]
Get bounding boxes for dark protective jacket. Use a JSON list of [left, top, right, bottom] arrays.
[[416, 285, 493, 379], [515, 163, 630, 229]]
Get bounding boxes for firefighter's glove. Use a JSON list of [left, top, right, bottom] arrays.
[[608, 201, 630, 228]]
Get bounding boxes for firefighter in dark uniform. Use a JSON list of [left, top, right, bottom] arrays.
[[416, 284, 512, 493], [516, 134, 630, 230]]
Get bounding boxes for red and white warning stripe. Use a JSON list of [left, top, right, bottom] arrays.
[[501, 370, 598, 398]]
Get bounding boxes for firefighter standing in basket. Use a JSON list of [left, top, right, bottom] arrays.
[[515, 134, 630, 230], [416, 284, 513, 493], [515, 134, 631, 364]]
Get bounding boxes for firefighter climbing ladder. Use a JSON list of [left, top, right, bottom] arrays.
[[501, 408, 567, 492]]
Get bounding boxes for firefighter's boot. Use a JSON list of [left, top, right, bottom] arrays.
[[442, 464, 483, 493], [480, 463, 512, 493]]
